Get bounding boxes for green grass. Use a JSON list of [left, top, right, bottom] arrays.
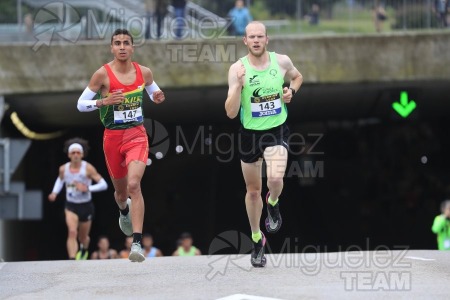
[[267, 19, 390, 36], [266, 6, 397, 36], [304, 18, 391, 34], [198, 3, 440, 38]]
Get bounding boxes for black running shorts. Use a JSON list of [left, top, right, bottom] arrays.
[[65, 201, 95, 222], [238, 123, 290, 163]]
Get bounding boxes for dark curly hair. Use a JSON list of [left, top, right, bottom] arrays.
[[441, 200, 450, 214], [111, 28, 134, 45], [63, 137, 90, 157]]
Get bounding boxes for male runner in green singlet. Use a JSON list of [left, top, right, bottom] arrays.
[[225, 21, 303, 267]]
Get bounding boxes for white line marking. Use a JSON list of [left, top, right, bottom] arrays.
[[216, 294, 284, 300], [404, 256, 436, 261]]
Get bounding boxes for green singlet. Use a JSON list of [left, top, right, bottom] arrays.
[[177, 246, 198, 256], [240, 52, 287, 131]]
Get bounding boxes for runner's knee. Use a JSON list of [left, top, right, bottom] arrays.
[[267, 176, 283, 187], [68, 229, 78, 239], [246, 190, 261, 201], [127, 179, 141, 195]]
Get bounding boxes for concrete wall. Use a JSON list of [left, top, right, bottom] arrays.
[[1, 31, 450, 95]]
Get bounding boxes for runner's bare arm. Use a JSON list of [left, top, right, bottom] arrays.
[[141, 65, 165, 104], [278, 54, 303, 94], [225, 62, 245, 119], [87, 67, 107, 93], [277, 54, 302, 103], [141, 65, 154, 86]]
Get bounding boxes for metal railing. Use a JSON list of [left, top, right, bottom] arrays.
[[1, 0, 449, 43], [0, 0, 228, 43]]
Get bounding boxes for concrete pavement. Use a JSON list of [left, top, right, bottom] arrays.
[[0, 250, 449, 299]]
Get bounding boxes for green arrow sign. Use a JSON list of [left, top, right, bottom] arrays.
[[392, 91, 416, 118]]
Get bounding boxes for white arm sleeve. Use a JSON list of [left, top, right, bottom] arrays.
[[145, 82, 160, 102], [88, 178, 108, 192], [77, 87, 99, 112], [51, 177, 64, 194]]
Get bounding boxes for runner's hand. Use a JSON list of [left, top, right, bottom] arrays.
[[74, 181, 88, 192], [48, 193, 57, 202], [237, 63, 246, 87], [282, 87, 292, 103], [105, 91, 125, 105], [153, 90, 165, 104]]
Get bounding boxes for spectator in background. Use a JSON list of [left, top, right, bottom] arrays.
[[119, 236, 133, 258], [306, 3, 320, 26], [172, 232, 201, 256], [91, 236, 119, 259], [172, 0, 187, 39], [142, 233, 164, 257], [21, 13, 36, 41], [431, 200, 450, 250], [372, 3, 387, 33], [144, 0, 155, 39], [228, 0, 253, 36], [156, 0, 169, 39], [23, 13, 34, 37], [434, 0, 449, 28]]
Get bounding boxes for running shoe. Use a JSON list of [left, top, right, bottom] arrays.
[[75, 249, 89, 260], [129, 242, 145, 262], [251, 232, 267, 267], [265, 192, 282, 233], [75, 244, 89, 260], [119, 198, 133, 236]]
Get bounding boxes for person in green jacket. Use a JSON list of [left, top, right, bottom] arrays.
[[431, 200, 450, 250]]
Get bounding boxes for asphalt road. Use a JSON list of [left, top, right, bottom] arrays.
[[0, 250, 449, 300]]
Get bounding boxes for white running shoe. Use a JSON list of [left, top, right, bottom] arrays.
[[119, 198, 133, 236], [129, 242, 145, 262]]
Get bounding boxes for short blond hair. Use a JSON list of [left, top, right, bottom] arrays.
[[245, 21, 267, 37]]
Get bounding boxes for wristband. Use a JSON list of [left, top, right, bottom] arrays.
[[289, 87, 296, 96], [145, 82, 160, 102]]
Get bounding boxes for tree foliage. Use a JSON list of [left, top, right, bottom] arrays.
[[0, 0, 19, 23], [0, 0, 33, 23]]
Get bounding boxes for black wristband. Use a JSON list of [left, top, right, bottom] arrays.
[[289, 87, 296, 96]]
